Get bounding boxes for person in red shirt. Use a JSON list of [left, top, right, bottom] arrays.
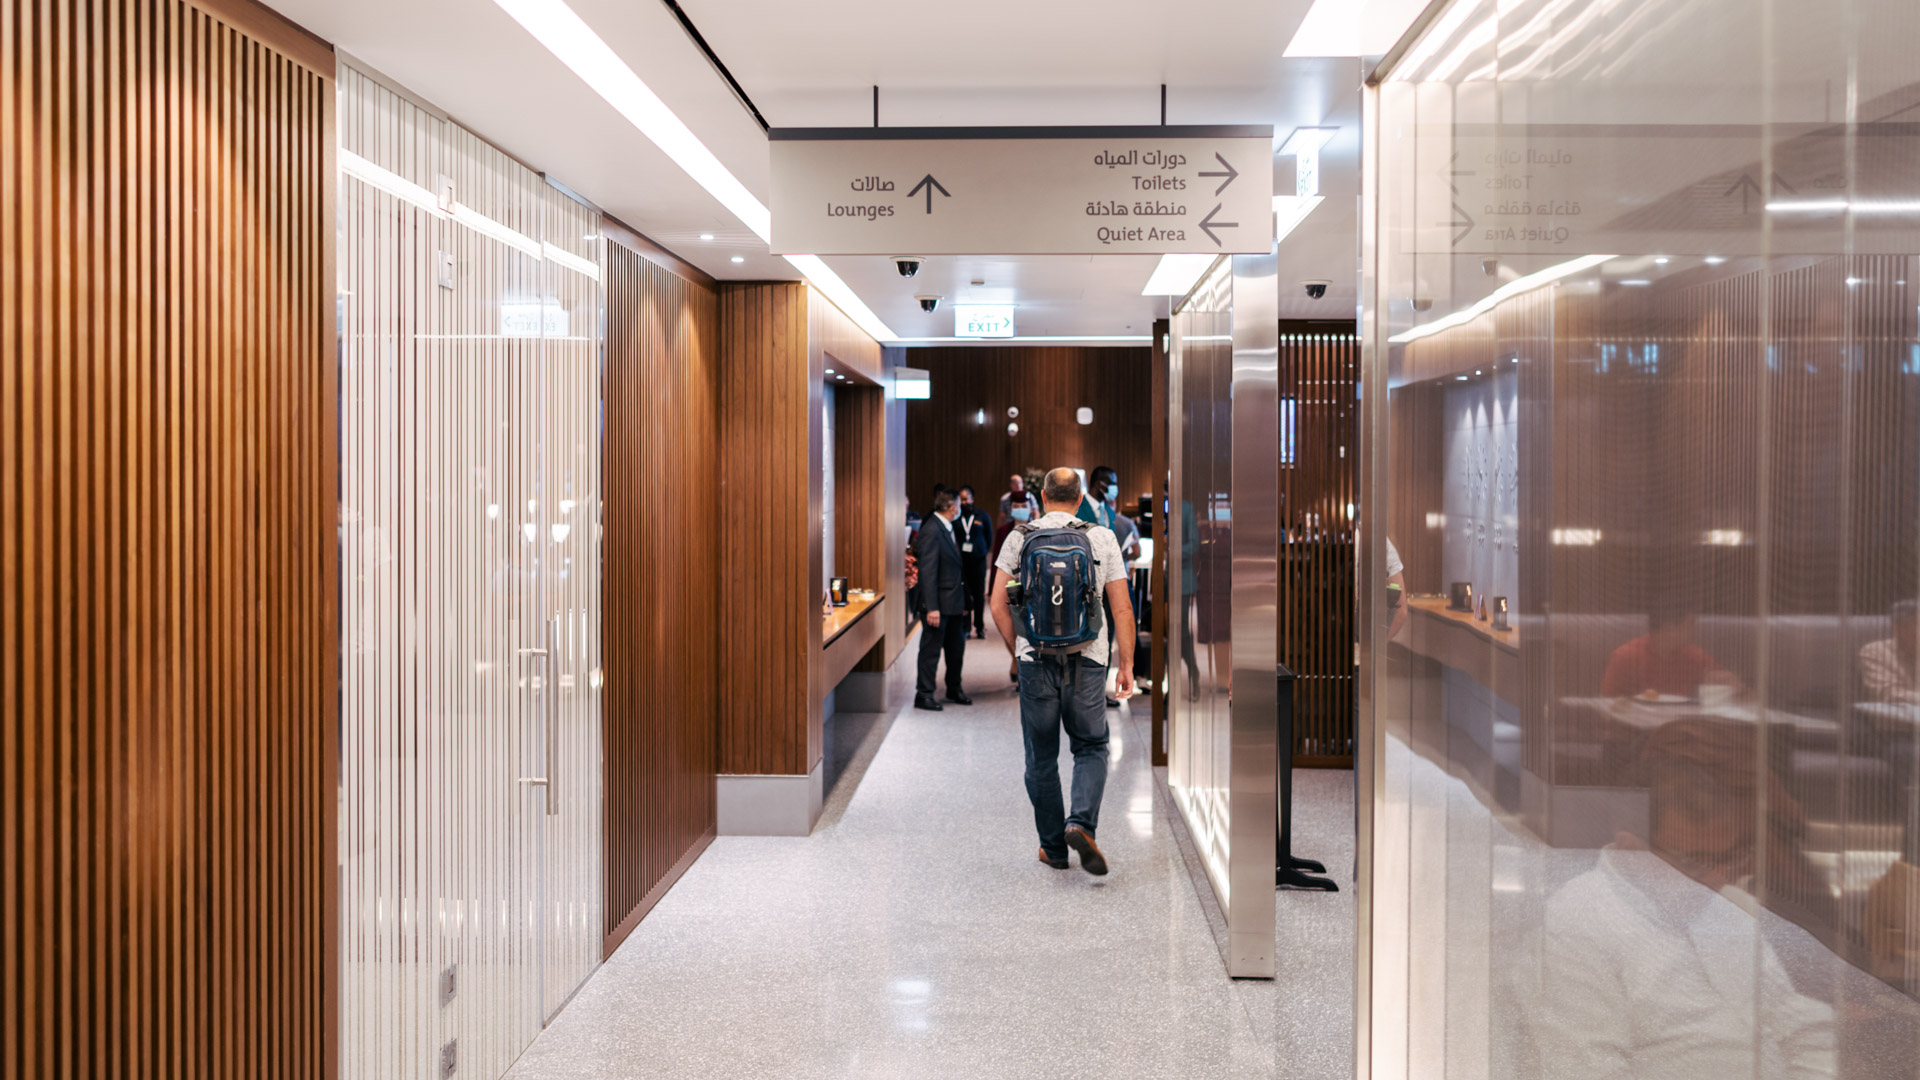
[[1601, 611, 1738, 699]]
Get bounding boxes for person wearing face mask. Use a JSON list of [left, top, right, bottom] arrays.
[[1087, 467, 1128, 706], [955, 486, 995, 640], [999, 473, 1039, 527], [912, 489, 972, 711], [1088, 466, 1119, 530]]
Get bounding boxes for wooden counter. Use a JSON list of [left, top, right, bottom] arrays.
[[823, 593, 886, 693], [1407, 595, 1520, 652], [823, 594, 882, 647]]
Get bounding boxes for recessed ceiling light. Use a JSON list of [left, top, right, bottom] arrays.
[[824, 368, 835, 375], [1653, 257, 1670, 265], [1704, 256, 1727, 265], [1620, 279, 1652, 286], [700, 233, 714, 241], [731, 256, 745, 264]]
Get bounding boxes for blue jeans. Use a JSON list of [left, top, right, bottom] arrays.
[[1019, 655, 1110, 859]]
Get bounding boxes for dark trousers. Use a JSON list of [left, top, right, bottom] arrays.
[[962, 558, 988, 634], [916, 611, 968, 698], [1019, 655, 1110, 858]]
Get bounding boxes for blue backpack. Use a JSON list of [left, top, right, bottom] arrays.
[[1011, 520, 1103, 653]]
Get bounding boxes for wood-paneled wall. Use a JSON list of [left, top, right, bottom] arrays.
[[2, 0, 335, 1076], [718, 282, 813, 776], [904, 346, 1153, 512], [603, 235, 720, 955], [833, 385, 886, 596], [1278, 324, 1359, 766]]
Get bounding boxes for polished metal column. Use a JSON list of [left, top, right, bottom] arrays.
[[1225, 250, 1280, 977]]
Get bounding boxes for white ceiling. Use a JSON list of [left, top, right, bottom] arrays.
[[266, 0, 1371, 339]]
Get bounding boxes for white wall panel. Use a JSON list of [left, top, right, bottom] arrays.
[[337, 63, 603, 1080]]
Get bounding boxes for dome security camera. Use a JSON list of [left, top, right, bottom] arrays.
[[1303, 279, 1331, 300], [892, 256, 925, 278], [915, 295, 942, 313]]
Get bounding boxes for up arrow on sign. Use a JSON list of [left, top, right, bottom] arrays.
[[907, 173, 951, 214]]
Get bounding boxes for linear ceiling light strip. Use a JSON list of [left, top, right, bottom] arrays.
[[492, 0, 772, 242], [341, 150, 601, 280]]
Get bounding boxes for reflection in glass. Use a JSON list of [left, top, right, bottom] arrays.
[[1360, 0, 1920, 1076]]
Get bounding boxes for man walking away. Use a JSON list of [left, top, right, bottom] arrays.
[[990, 468, 1136, 875], [913, 489, 972, 711], [956, 486, 995, 640]]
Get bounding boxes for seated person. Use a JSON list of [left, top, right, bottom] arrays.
[[1859, 599, 1919, 706], [1522, 745, 1833, 1079], [1601, 611, 1736, 700]]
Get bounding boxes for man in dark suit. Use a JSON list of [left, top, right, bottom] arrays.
[[955, 486, 996, 640], [913, 489, 972, 711]]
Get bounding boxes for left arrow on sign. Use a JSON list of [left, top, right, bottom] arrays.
[[1199, 204, 1239, 246], [908, 173, 952, 214], [1197, 153, 1239, 196]]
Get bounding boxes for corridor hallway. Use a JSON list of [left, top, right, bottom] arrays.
[[502, 628, 1347, 1079]]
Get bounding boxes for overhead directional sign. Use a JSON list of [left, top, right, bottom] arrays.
[[769, 125, 1275, 256]]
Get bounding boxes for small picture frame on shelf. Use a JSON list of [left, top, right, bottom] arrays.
[[829, 577, 849, 606]]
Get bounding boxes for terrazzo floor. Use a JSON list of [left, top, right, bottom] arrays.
[[504, 627, 1356, 1080]]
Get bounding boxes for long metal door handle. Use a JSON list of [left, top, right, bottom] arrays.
[[544, 616, 558, 816]]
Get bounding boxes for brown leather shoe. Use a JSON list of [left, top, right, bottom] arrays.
[[1037, 847, 1069, 869], [1064, 826, 1108, 875]]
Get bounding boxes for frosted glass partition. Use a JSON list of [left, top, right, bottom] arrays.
[[1358, 1, 1920, 1076], [337, 65, 605, 1080]]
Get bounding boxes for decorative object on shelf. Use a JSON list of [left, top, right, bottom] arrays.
[[822, 591, 835, 616], [1492, 596, 1510, 632], [830, 577, 849, 606], [1476, 593, 1488, 621], [1449, 581, 1475, 612]]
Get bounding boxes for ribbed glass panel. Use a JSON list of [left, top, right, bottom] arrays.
[[336, 63, 603, 1080]]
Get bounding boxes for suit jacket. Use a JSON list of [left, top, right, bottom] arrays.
[[956, 508, 995, 566], [913, 515, 968, 616]]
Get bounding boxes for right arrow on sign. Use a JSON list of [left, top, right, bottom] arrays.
[[1197, 153, 1239, 196], [1199, 203, 1239, 246]]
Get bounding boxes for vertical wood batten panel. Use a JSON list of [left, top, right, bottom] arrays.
[[602, 233, 719, 957], [2, 0, 333, 1076]]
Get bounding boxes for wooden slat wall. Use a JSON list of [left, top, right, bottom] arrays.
[[904, 346, 1153, 511], [1277, 324, 1359, 766], [602, 236, 720, 956], [718, 282, 812, 776], [2, 0, 335, 1076]]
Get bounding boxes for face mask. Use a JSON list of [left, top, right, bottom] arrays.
[[1010, 507, 1032, 522], [1106, 484, 1119, 502]]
